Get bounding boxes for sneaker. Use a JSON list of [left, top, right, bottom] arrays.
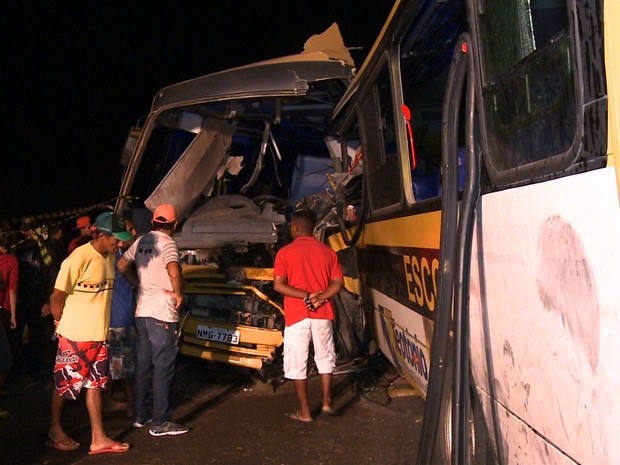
[[148, 421, 190, 437], [132, 418, 152, 428]]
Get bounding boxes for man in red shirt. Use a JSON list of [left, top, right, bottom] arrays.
[[0, 233, 18, 399], [67, 216, 92, 255], [0, 234, 18, 331], [273, 209, 343, 422]]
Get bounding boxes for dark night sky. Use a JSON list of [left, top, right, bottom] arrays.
[[1, 1, 394, 221]]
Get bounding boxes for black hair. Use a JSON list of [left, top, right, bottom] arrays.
[[292, 208, 316, 234], [48, 224, 63, 236]]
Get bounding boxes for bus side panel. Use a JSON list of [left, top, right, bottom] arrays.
[[372, 289, 432, 395], [469, 167, 620, 465], [358, 212, 442, 396], [475, 389, 579, 465]]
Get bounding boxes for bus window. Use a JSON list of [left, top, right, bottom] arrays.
[[477, 1, 575, 175], [359, 65, 403, 212], [125, 107, 207, 209], [129, 118, 198, 206], [398, 1, 467, 201], [339, 118, 364, 222]]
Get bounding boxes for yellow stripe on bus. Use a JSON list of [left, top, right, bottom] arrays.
[[362, 211, 441, 249]]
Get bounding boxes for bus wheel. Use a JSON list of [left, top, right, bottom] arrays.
[[433, 368, 493, 464]]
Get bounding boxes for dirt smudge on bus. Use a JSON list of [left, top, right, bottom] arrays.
[[536, 215, 599, 370]]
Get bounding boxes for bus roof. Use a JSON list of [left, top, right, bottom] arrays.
[[151, 57, 354, 113], [151, 22, 356, 113]]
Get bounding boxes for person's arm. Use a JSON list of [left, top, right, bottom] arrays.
[[42, 254, 63, 318], [49, 288, 67, 322], [117, 256, 140, 289], [273, 275, 309, 299], [8, 289, 17, 329], [41, 250, 58, 318], [8, 259, 18, 329], [166, 261, 184, 310]]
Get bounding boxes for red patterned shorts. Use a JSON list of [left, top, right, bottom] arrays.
[[53, 336, 109, 400]]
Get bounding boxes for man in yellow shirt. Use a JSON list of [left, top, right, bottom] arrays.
[[47, 212, 132, 455]]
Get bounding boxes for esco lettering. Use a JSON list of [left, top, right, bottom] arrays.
[[402, 254, 439, 311]]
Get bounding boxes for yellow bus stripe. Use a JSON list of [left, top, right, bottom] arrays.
[[362, 211, 441, 249]]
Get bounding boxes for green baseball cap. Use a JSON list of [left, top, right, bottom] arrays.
[[95, 212, 133, 241]]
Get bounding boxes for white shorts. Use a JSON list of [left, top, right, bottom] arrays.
[[283, 318, 335, 380]]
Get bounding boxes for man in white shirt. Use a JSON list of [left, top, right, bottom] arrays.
[[117, 204, 189, 437]]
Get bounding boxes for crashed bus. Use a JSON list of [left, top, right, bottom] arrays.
[[115, 24, 367, 377]]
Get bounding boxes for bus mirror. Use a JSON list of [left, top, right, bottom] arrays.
[[401, 104, 417, 170]]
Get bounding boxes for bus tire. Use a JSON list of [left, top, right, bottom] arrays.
[[432, 362, 493, 464]]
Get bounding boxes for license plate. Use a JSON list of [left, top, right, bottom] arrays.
[[195, 325, 240, 345]]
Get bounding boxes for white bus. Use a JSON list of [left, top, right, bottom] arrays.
[[319, 0, 620, 463]]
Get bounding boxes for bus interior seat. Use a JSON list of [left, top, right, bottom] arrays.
[[413, 172, 440, 200], [415, 147, 466, 200]]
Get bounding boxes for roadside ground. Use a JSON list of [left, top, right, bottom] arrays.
[[0, 353, 424, 465]]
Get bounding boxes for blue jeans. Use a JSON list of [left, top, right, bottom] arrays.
[[134, 317, 178, 425]]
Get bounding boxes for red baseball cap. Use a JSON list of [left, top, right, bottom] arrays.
[[75, 216, 90, 230], [152, 204, 177, 223]]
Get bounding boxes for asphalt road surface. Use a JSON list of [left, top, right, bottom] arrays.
[[0, 354, 424, 465]]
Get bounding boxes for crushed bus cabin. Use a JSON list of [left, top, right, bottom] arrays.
[[115, 23, 368, 378]]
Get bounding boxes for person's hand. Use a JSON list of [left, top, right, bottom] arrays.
[[303, 294, 315, 311], [166, 290, 184, 310], [41, 303, 51, 317], [309, 292, 326, 309], [173, 293, 184, 310], [10, 314, 17, 330]]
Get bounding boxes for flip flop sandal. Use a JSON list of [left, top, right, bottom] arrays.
[[88, 441, 130, 455], [287, 412, 314, 423]]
